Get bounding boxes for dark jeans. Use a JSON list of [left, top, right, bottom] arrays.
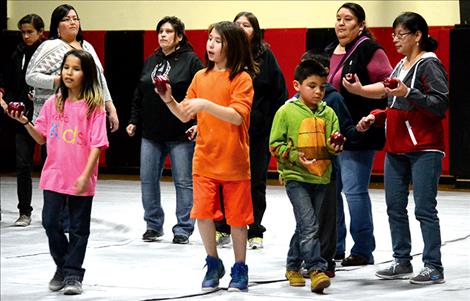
[[42, 190, 93, 281], [16, 129, 35, 216], [285, 180, 327, 272], [318, 170, 340, 269], [384, 152, 444, 272], [215, 134, 269, 238]]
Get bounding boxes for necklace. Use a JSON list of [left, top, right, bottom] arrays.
[[405, 51, 425, 69]]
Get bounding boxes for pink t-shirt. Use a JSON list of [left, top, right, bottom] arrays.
[[35, 95, 109, 196]]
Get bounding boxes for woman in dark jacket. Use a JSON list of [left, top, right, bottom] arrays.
[[326, 2, 392, 266], [126, 16, 203, 244], [0, 14, 45, 226], [354, 12, 448, 285]]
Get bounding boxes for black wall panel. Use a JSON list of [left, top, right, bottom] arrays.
[[449, 26, 470, 178], [460, 0, 470, 25], [0, 32, 23, 172], [306, 28, 337, 55], [104, 31, 144, 172]]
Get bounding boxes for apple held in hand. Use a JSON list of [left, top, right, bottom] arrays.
[[383, 77, 399, 89], [345, 73, 355, 83], [154, 75, 169, 93], [7, 102, 25, 115], [330, 132, 345, 146]]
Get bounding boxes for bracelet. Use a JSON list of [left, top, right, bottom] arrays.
[[164, 98, 174, 104], [21, 120, 29, 125]]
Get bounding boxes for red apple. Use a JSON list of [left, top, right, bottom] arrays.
[[345, 73, 355, 83], [7, 102, 25, 115], [154, 75, 169, 93], [330, 132, 345, 146], [383, 77, 399, 89]]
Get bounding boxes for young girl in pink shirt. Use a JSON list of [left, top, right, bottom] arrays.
[[8, 49, 109, 295]]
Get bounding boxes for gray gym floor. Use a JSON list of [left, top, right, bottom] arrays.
[[1, 175, 469, 300]]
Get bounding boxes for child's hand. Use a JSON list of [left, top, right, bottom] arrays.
[[74, 175, 89, 195], [298, 151, 317, 169], [356, 114, 375, 132], [6, 109, 28, 125], [329, 132, 345, 153], [182, 98, 207, 118]]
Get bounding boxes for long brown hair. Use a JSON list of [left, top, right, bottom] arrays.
[[205, 21, 258, 80]]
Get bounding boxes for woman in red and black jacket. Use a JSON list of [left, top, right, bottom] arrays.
[[353, 12, 448, 285]]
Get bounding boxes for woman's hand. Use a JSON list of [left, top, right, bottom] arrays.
[[384, 79, 409, 97], [126, 124, 136, 137], [105, 101, 119, 132], [185, 125, 197, 141], [342, 73, 364, 95], [356, 114, 375, 132], [155, 82, 173, 104]]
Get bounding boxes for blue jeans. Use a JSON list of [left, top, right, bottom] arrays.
[[42, 190, 93, 281], [285, 181, 327, 272], [140, 138, 195, 237], [384, 152, 443, 272], [337, 150, 375, 262]]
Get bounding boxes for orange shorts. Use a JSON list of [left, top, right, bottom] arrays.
[[191, 174, 254, 227]]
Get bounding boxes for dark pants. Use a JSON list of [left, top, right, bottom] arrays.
[[318, 177, 338, 271], [42, 190, 93, 281], [215, 134, 269, 238], [16, 129, 35, 216]]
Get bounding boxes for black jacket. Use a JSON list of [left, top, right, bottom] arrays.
[[129, 44, 203, 141], [4, 41, 42, 121], [326, 36, 387, 150], [250, 46, 288, 138]]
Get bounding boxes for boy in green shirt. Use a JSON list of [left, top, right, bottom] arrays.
[[269, 60, 342, 293]]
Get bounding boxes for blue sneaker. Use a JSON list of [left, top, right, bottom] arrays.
[[228, 262, 249, 292], [202, 256, 225, 292]]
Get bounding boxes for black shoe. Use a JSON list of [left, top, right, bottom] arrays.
[[63, 279, 82, 295], [376, 260, 413, 279], [142, 229, 163, 242], [48, 271, 65, 291], [173, 235, 189, 244], [334, 253, 345, 261], [341, 254, 373, 266]]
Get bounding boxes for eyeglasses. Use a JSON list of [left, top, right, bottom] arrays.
[[60, 17, 80, 23], [392, 32, 412, 40]]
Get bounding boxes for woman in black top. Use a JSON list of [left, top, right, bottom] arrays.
[[126, 16, 203, 244]]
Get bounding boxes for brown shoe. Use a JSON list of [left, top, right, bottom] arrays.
[[341, 255, 372, 266]]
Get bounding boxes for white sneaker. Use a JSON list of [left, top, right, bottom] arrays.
[[14, 215, 31, 227], [215, 231, 231, 247], [248, 237, 263, 249]]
